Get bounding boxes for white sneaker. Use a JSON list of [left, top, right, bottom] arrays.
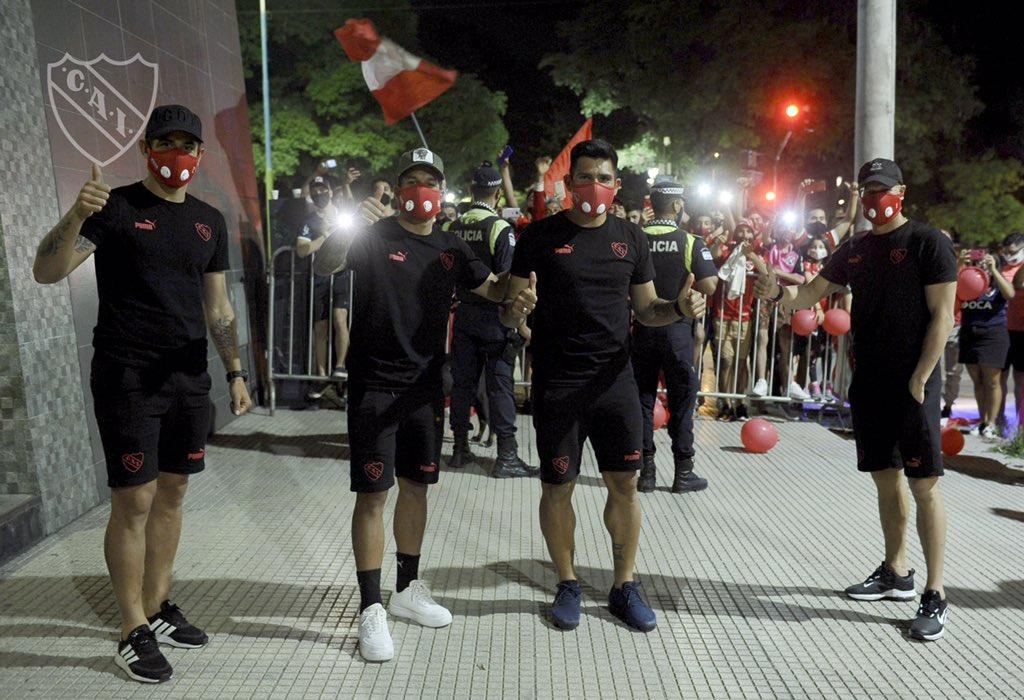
[[788, 381, 811, 401], [357, 603, 394, 662], [388, 580, 453, 628], [981, 424, 1001, 440], [752, 378, 768, 397]]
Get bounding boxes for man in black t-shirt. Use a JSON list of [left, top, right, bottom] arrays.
[[296, 175, 352, 403], [754, 158, 957, 642], [634, 180, 719, 494], [505, 140, 707, 633], [313, 147, 536, 663], [32, 105, 252, 682]]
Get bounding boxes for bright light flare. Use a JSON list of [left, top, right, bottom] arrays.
[[697, 183, 712, 198], [765, 191, 776, 202], [718, 190, 733, 205], [443, 192, 457, 203], [785, 104, 800, 119], [336, 211, 356, 229], [782, 210, 798, 226]]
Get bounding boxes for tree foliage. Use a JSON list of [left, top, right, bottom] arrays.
[[927, 155, 1024, 244], [540, 1, 986, 209], [238, 0, 507, 190]]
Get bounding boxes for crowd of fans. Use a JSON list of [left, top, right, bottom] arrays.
[[283, 149, 1024, 440]]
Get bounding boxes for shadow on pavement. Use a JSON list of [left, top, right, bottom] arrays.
[[993, 507, 1024, 523], [208, 431, 350, 460], [943, 454, 1024, 486]]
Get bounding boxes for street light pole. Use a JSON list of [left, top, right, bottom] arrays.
[[772, 129, 793, 193], [854, 0, 896, 224]]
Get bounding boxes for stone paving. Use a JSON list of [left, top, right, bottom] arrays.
[[0, 407, 1022, 698]]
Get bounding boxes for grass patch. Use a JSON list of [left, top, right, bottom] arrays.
[[996, 427, 1024, 459]]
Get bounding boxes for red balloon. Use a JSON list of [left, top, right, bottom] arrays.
[[741, 417, 779, 453], [956, 267, 989, 302], [940, 426, 965, 456], [653, 400, 669, 430], [823, 308, 851, 336], [791, 309, 818, 337]]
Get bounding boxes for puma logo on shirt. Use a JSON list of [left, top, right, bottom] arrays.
[[554, 243, 575, 255], [134, 219, 156, 230], [389, 251, 408, 263]]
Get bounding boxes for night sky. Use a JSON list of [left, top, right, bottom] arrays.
[[414, 0, 1022, 176]]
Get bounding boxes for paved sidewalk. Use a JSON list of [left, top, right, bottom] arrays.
[[1, 408, 1022, 699]]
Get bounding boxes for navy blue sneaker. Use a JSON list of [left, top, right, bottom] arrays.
[[608, 581, 657, 632], [551, 580, 582, 630]]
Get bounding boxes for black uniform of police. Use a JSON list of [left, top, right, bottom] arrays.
[[444, 202, 518, 442], [631, 218, 717, 474]]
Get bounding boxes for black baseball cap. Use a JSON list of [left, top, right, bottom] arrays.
[[145, 104, 203, 143], [857, 158, 902, 188], [310, 175, 333, 190], [472, 161, 502, 188]]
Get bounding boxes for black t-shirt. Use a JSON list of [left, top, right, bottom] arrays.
[[345, 217, 492, 390], [960, 269, 1009, 330], [80, 182, 230, 369], [642, 222, 718, 300], [820, 219, 957, 371], [510, 211, 654, 386]]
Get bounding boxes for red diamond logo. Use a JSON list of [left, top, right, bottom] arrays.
[[552, 456, 569, 474], [363, 460, 384, 481], [890, 248, 907, 264], [611, 242, 628, 259], [195, 223, 212, 241], [440, 251, 455, 270]]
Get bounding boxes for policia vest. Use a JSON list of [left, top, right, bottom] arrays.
[[443, 204, 511, 306], [643, 219, 698, 324]]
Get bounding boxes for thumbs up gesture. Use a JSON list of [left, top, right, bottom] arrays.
[[750, 252, 780, 301], [73, 163, 111, 221], [509, 271, 538, 323], [675, 273, 706, 318]]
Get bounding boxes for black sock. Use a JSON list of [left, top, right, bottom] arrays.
[[357, 569, 382, 612], [396, 552, 420, 593]]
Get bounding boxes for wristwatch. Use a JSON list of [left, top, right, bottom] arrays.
[[769, 282, 785, 304], [673, 299, 687, 319], [226, 369, 249, 384]]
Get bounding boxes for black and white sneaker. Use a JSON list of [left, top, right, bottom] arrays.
[[908, 589, 948, 641], [844, 562, 916, 601], [147, 600, 209, 649], [115, 624, 172, 684]]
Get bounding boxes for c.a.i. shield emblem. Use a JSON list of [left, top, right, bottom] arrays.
[[46, 53, 159, 166]]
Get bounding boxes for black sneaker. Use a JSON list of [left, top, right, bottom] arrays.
[[940, 405, 952, 419], [306, 382, 328, 401], [734, 404, 749, 421], [717, 405, 735, 422], [671, 459, 708, 494], [147, 600, 209, 649], [844, 562, 916, 601], [115, 624, 172, 684], [637, 453, 656, 493], [908, 589, 948, 641]]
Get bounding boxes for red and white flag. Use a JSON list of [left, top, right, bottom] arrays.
[[335, 19, 457, 125], [545, 118, 593, 210]]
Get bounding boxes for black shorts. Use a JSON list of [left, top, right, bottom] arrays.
[[848, 368, 943, 478], [91, 356, 211, 489], [532, 368, 643, 485], [313, 277, 351, 321], [1007, 330, 1024, 372], [347, 383, 444, 493], [958, 324, 1009, 368]]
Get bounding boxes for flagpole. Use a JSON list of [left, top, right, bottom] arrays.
[[409, 112, 429, 149], [260, 0, 274, 404]]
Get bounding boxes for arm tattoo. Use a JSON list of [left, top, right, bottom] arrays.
[[210, 315, 238, 367], [73, 235, 96, 254], [40, 218, 73, 257]]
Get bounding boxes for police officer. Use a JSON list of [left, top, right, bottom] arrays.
[[445, 162, 536, 478], [633, 180, 719, 493]]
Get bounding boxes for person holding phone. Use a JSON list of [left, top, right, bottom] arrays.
[[958, 238, 1017, 438], [754, 158, 957, 642]]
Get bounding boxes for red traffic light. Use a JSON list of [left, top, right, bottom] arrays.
[[785, 104, 800, 119], [765, 191, 776, 202]]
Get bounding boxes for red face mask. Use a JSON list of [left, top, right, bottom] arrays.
[[397, 184, 442, 222], [147, 147, 200, 188], [862, 190, 904, 225], [570, 181, 616, 218]]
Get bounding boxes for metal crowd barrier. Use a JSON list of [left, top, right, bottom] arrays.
[[268, 246, 351, 415], [267, 253, 849, 423]]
